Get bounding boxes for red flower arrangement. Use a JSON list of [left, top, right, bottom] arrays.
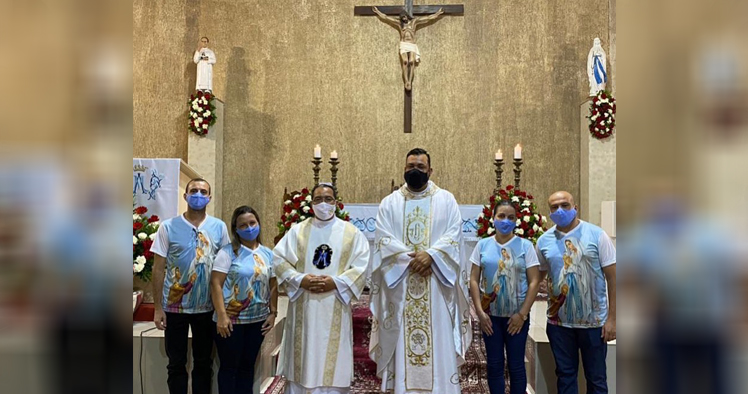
[[476, 185, 547, 245], [133, 206, 160, 281], [276, 187, 350, 242], [188, 90, 217, 136], [587, 90, 616, 140]]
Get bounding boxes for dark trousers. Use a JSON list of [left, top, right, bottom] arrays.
[[546, 324, 608, 394], [482, 316, 530, 394], [164, 312, 216, 394], [214, 322, 265, 394]]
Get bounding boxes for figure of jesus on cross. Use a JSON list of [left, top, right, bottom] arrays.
[[355, 1, 463, 132], [372, 6, 444, 91]]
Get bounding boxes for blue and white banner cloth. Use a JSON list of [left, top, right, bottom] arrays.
[[133, 158, 180, 220], [345, 203, 483, 242]]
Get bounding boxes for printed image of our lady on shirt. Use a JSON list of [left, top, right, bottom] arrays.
[[154, 215, 229, 313], [538, 224, 616, 328]]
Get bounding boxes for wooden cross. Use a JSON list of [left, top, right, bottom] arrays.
[[354, 1, 464, 133]]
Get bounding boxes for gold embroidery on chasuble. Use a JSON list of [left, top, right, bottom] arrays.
[[292, 220, 312, 378], [322, 223, 358, 385], [402, 196, 434, 390]]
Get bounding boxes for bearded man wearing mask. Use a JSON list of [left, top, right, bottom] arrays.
[[369, 148, 470, 394], [273, 182, 370, 394]]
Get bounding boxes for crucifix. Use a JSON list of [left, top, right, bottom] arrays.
[[354, 0, 464, 133]]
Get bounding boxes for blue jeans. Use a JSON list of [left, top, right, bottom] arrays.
[[546, 323, 608, 394], [482, 315, 530, 394]]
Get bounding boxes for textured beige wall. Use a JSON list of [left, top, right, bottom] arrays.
[[134, 0, 610, 231]]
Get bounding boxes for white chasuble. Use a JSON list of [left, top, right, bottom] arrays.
[[369, 181, 472, 393], [274, 218, 370, 391]]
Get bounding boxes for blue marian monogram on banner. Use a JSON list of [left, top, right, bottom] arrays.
[[133, 164, 165, 201]]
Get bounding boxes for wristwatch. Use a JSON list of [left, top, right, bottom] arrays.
[[270, 310, 278, 317], [519, 311, 528, 321]]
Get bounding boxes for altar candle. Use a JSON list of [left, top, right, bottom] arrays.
[[495, 149, 503, 161], [314, 144, 321, 158], [514, 144, 522, 160], [330, 150, 338, 159]]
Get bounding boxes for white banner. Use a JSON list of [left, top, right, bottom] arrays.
[[133, 158, 180, 220], [346, 203, 484, 242]]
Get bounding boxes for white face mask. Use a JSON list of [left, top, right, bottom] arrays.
[[313, 202, 335, 221]]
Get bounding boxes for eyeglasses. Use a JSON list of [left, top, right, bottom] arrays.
[[312, 196, 336, 204]]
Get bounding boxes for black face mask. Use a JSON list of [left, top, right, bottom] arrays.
[[404, 169, 429, 190]]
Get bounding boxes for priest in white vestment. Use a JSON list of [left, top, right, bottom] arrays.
[[193, 36, 216, 92], [274, 183, 370, 394], [369, 148, 472, 394]]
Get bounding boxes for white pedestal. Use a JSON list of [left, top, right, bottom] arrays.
[[187, 99, 224, 220], [580, 100, 616, 226]]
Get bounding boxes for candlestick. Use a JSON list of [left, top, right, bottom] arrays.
[[314, 144, 321, 159], [311, 157, 322, 185], [493, 157, 505, 195], [329, 157, 340, 189], [513, 158, 523, 189], [514, 144, 522, 160]]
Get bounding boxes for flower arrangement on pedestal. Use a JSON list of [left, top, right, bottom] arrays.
[[476, 185, 547, 245], [275, 188, 350, 242], [587, 90, 616, 140], [188, 91, 217, 136], [133, 206, 160, 281]]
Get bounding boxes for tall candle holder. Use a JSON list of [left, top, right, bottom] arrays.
[[513, 158, 523, 189], [493, 158, 505, 195], [311, 157, 322, 186], [329, 157, 340, 189]]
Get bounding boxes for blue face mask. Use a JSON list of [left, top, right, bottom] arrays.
[[550, 207, 577, 228], [187, 193, 210, 210], [236, 225, 260, 241], [494, 219, 516, 235]]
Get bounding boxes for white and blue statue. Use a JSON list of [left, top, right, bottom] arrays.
[[587, 37, 607, 96]]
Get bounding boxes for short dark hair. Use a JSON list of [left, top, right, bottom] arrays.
[[311, 182, 338, 200], [185, 178, 211, 195], [230, 205, 262, 252], [493, 199, 516, 217], [406, 148, 431, 167], [200, 36, 209, 42]]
